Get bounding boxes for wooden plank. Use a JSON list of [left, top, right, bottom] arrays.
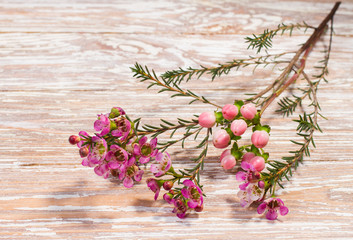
[[1, 0, 353, 239]]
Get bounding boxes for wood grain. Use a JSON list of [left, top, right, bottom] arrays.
[[1, 0, 353, 239]]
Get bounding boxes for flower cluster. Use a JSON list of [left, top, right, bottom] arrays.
[[199, 101, 288, 220], [68, 4, 343, 219], [69, 107, 158, 188]]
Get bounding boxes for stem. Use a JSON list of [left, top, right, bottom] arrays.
[[258, 2, 341, 115], [139, 69, 222, 109], [137, 122, 198, 136]]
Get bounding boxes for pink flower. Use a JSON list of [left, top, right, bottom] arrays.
[[94, 163, 110, 179], [181, 180, 203, 209], [111, 117, 131, 142], [172, 198, 188, 219], [250, 156, 265, 172], [150, 152, 171, 177], [87, 136, 107, 165], [94, 114, 111, 136], [230, 119, 247, 136], [106, 145, 129, 169], [213, 129, 230, 149], [109, 107, 125, 118], [119, 158, 144, 188], [237, 183, 264, 208], [257, 198, 289, 220], [146, 178, 161, 200], [198, 112, 216, 128], [236, 161, 261, 190], [240, 103, 257, 120], [222, 104, 238, 120], [251, 130, 269, 148], [133, 136, 158, 164]]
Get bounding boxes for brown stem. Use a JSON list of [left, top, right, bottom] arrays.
[[259, 2, 341, 115]]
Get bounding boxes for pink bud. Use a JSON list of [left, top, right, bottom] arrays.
[[258, 180, 265, 189], [242, 152, 255, 163], [213, 129, 230, 149], [251, 130, 269, 148], [250, 156, 265, 172], [163, 181, 174, 190], [198, 112, 216, 128], [219, 149, 231, 162], [221, 155, 236, 170], [222, 104, 238, 120], [240, 103, 257, 120], [230, 119, 247, 136], [79, 147, 89, 158], [69, 135, 80, 145]]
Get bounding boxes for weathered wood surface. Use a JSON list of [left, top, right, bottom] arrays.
[[1, 0, 353, 239]]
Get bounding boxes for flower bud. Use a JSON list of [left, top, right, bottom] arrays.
[[250, 156, 265, 172], [242, 152, 255, 163], [222, 104, 238, 120], [258, 180, 265, 189], [195, 204, 203, 212], [198, 112, 216, 128], [163, 181, 174, 190], [230, 119, 247, 136], [219, 149, 231, 162], [221, 155, 236, 170], [212, 129, 230, 149], [240, 103, 257, 120], [79, 146, 89, 158], [251, 130, 269, 148], [69, 135, 80, 145], [163, 193, 173, 204]]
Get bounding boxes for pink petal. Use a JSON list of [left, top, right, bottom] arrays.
[[139, 156, 150, 164], [257, 202, 267, 214], [123, 177, 134, 188], [127, 157, 135, 167], [236, 171, 247, 181], [139, 136, 147, 146], [187, 200, 198, 209], [133, 144, 141, 156], [241, 161, 251, 170], [176, 213, 186, 219], [103, 171, 109, 179], [155, 152, 163, 162], [94, 119, 103, 131], [239, 182, 249, 191], [81, 158, 89, 167], [134, 170, 144, 182], [150, 138, 158, 148], [279, 206, 289, 216], [266, 209, 278, 220], [183, 179, 194, 187], [100, 127, 110, 136], [154, 189, 160, 201], [181, 188, 191, 199], [151, 149, 158, 157], [106, 151, 113, 161], [108, 161, 120, 169], [111, 129, 122, 137]]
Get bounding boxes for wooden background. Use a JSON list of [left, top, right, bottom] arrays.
[[1, 0, 353, 239]]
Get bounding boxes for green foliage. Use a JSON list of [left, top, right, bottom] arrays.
[[131, 63, 220, 108], [245, 22, 314, 53]]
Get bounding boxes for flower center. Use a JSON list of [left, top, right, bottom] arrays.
[[114, 149, 125, 162], [141, 144, 152, 156]]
